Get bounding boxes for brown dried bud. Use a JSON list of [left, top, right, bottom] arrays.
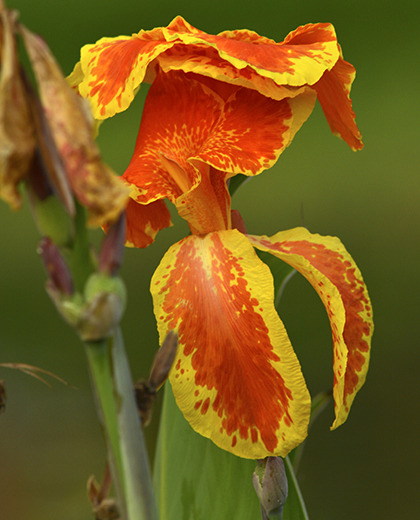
[[149, 331, 178, 390], [20, 25, 129, 227], [99, 213, 126, 276], [134, 332, 178, 426], [134, 380, 156, 427], [87, 468, 120, 520], [38, 236, 74, 295], [0, 6, 35, 208]]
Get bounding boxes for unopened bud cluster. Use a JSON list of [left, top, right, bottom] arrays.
[[38, 216, 127, 342]]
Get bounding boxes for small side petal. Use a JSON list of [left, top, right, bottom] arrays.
[[313, 56, 363, 150], [77, 28, 174, 119], [151, 230, 310, 458], [125, 197, 171, 248], [249, 228, 373, 428]]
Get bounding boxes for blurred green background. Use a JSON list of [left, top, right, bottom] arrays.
[[1, 0, 418, 519]]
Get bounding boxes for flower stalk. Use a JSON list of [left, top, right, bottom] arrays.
[[85, 329, 157, 520]]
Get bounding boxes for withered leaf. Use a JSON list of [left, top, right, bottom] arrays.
[[0, 7, 35, 208], [20, 26, 129, 227]]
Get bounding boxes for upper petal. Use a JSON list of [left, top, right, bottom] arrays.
[[313, 56, 363, 150], [162, 22, 340, 88], [158, 44, 310, 101], [196, 86, 294, 175], [123, 69, 299, 203], [248, 228, 373, 429], [151, 230, 310, 458], [122, 70, 224, 204], [75, 28, 175, 119]]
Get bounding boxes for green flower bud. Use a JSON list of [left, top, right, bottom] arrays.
[[252, 457, 288, 518], [78, 273, 126, 341]]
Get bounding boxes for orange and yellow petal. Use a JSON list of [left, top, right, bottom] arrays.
[[158, 45, 309, 101], [175, 164, 231, 235], [313, 56, 363, 150], [151, 229, 310, 458], [77, 29, 174, 119], [163, 22, 340, 88], [248, 228, 372, 429], [125, 197, 171, 248], [196, 86, 294, 175], [122, 70, 224, 203]]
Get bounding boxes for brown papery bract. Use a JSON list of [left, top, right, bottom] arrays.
[[0, 6, 35, 208], [20, 25, 129, 227]]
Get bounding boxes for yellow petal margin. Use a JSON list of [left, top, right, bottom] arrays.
[[77, 29, 174, 119], [163, 22, 340, 88], [151, 230, 310, 458], [248, 228, 373, 429]]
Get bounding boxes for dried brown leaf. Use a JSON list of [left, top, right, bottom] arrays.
[[0, 362, 68, 387], [0, 8, 35, 208], [20, 25, 129, 226]]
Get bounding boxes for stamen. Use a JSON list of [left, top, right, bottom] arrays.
[[159, 154, 191, 194]]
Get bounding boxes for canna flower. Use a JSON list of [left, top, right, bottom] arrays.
[[70, 16, 363, 151], [71, 19, 372, 459]]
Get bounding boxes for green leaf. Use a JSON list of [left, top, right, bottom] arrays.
[[154, 384, 260, 520]]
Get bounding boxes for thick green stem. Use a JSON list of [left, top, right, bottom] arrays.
[[85, 328, 157, 520]]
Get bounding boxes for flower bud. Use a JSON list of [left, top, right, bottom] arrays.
[[78, 273, 126, 341], [252, 457, 288, 518], [38, 236, 74, 295], [134, 331, 178, 426], [148, 331, 178, 390], [99, 213, 126, 276]]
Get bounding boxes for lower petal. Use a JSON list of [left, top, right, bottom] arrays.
[[248, 228, 373, 429], [151, 230, 310, 458]]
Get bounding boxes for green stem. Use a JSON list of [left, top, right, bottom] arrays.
[[284, 457, 309, 520], [85, 328, 157, 520], [66, 204, 95, 292]]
